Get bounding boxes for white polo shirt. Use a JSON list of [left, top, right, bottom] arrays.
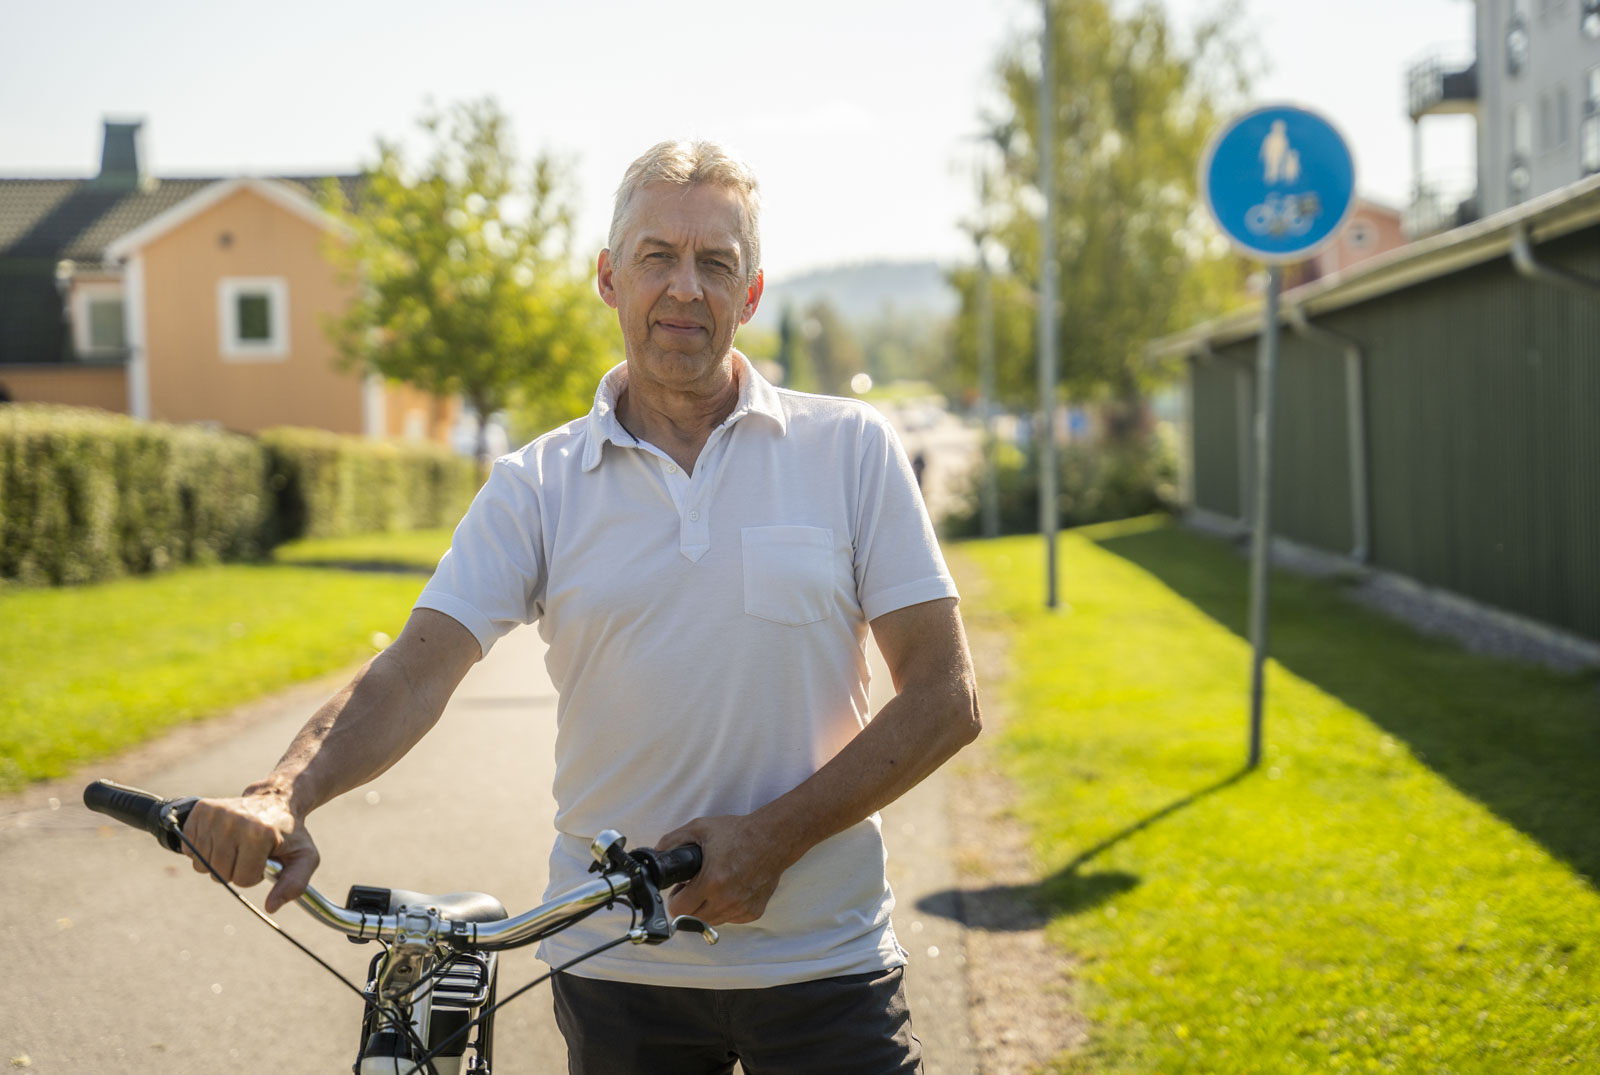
[[415, 354, 958, 987]]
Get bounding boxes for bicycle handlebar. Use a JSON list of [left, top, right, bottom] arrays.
[[84, 778, 197, 853], [83, 779, 711, 950], [647, 843, 703, 888]]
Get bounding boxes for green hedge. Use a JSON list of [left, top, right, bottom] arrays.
[[259, 427, 478, 541], [0, 406, 270, 585], [0, 406, 479, 585], [943, 431, 1178, 539]]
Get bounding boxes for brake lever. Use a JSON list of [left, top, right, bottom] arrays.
[[629, 873, 675, 944], [670, 915, 719, 945]]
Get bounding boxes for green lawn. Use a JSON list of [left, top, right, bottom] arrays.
[[956, 518, 1600, 1074], [269, 528, 455, 571], [0, 529, 453, 793]]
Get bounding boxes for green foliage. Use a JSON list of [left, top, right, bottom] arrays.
[[322, 98, 619, 454], [958, 524, 1600, 1072], [0, 530, 452, 792], [861, 308, 953, 394], [946, 264, 1039, 410], [954, 0, 1253, 412], [259, 427, 478, 542], [802, 300, 863, 395], [733, 323, 780, 366], [943, 430, 1177, 537], [0, 405, 269, 585]]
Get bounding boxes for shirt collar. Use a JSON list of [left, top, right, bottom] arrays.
[[580, 350, 788, 472]]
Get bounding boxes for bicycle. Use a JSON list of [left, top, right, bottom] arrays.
[[83, 779, 716, 1075]]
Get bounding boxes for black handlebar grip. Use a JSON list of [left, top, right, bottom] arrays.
[[83, 780, 197, 854], [653, 843, 703, 887]]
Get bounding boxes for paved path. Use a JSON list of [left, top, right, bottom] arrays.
[[880, 401, 983, 527], [2, 625, 977, 1073]]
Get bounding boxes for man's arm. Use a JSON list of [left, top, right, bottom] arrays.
[[183, 608, 481, 911], [658, 596, 981, 925]]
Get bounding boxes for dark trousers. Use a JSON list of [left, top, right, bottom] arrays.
[[550, 966, 923, 1075]]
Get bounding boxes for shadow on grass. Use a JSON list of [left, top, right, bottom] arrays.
[[916, 768, 1248, 930], [272, 559, 434, 576], [1094, 524, 1600, 886]]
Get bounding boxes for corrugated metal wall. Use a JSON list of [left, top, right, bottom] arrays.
[[1190, 356, 1246, 519], [1187, 225, 1600, 642]]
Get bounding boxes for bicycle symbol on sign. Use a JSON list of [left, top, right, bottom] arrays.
[[1244, 191, 1323, 238]]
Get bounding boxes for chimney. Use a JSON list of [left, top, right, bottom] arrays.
[[94, 119, 146, 189]]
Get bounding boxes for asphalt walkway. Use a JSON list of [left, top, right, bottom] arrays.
[[1, 624, 978, 1073]]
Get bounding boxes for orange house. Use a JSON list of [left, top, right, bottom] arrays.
[[0, 121, 457, 443]]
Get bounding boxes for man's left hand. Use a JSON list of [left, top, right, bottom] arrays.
[[653, 813, 794, 926]]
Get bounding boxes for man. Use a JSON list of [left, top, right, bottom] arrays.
[[185, 140, 981, 1073]]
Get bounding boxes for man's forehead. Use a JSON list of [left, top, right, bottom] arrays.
[[627, 183, 745, 245]]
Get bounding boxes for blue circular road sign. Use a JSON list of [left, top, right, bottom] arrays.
[[1201, 105, 1356, 263]]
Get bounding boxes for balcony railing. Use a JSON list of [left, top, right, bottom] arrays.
[[1404, 172, 1480, 239], [1406, 48, 1479, 120]]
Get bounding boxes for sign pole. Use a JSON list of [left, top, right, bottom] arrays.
[[977, 228, 1000, 539], [1038, 0, 1059, 608], [1247, 263, 1283, 769]]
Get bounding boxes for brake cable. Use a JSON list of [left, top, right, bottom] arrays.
[[168, 817, 441, 1075], [167, 811, 647, 1075], [399, 929, 637, 1075]]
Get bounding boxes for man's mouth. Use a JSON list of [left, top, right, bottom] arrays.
[[655, 318, 705, 334]]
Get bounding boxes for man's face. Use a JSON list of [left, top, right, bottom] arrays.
[[597, 182, 763, 391]]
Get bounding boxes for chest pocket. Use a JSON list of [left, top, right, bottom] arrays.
[[741, 525, 837, 626]]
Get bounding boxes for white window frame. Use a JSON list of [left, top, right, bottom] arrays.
[[1513, 102, 1533, 156], [71, 281, 127, 356], [1345, 218, 1377, 251], [1586, 66, 1600, 162], [218, 276, 289, 361]]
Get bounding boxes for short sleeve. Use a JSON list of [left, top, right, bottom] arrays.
[[851, 415, 959, 622], [414, 460, 546, 658]]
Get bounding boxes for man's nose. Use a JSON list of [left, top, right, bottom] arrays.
[[666, 259, 704, 302]]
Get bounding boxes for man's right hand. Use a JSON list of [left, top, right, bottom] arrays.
[[182, 791, 320, 914]]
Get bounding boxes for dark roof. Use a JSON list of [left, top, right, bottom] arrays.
[[0, 175, 363, 269]]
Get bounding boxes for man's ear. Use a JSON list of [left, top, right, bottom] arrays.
[[597, 249, 618, 308], [740, 269, 765, 325]]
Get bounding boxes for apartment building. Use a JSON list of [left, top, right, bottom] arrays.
[[1409, 0, 1600, 234]]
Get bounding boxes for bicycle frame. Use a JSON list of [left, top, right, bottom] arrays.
[[355, 941, 497, 1074]]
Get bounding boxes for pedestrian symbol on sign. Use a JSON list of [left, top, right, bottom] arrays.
[[1259, 120, 1301, 185]]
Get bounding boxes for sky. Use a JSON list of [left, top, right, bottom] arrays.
[[1, 0, 1477, 282]]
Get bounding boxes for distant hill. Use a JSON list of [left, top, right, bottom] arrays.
[[750, 260, 958, 330]]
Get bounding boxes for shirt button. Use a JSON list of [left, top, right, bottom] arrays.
[[666, 463, 678, 474], [688, 510, 701, 522]]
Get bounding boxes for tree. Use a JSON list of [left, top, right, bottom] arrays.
[[860, 306, 951, 390], [323, 98, 618, 463], [792, 300, 863, 396], [953, 0, 1254, 437]]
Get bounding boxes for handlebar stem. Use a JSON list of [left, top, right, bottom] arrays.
[[262, 861, 632, 949]]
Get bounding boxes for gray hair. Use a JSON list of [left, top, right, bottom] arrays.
[[607, 140, 762, 284]]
